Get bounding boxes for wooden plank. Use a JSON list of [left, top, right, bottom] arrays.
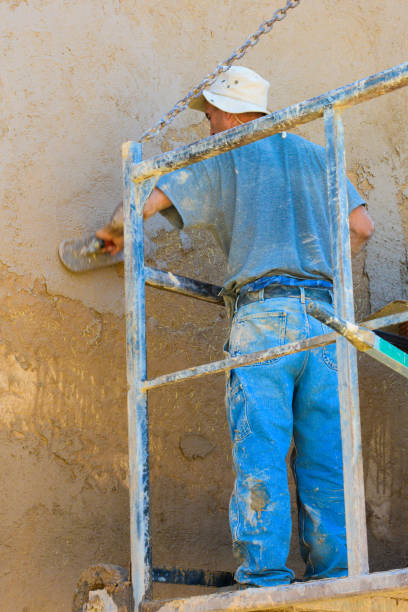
[[324, 108, 369, 576], [363, 307, 408, 331], [143, 569, 408, 612]]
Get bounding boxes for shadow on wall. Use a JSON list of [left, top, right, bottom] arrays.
[[359, 353, 408, 571]]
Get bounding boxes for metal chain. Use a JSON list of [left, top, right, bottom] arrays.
[[140, 0, 302, 142]]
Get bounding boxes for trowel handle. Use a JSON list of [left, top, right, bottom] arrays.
[[84, 236, 106, 254], [94, 237, 105, 251]]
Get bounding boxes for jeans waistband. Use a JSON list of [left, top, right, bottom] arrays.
[[236, 284, 333, 310]]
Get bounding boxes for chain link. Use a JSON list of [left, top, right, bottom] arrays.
[[139, 0, 302, 142]]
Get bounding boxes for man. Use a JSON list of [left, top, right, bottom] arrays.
[[97, 66, 374, 587]]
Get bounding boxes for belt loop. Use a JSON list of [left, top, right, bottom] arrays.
[[329, 289, 334, 305], [300, 286, 305, 304], [259, 288, 265, 303], [230, 293, 239, 321]]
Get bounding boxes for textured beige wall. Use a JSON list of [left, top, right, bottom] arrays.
[[1, 1, 408, 610]]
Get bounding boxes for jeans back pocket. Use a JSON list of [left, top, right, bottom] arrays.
[[229, 311, 287, 367]]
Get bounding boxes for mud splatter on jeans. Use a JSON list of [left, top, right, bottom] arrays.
[[226, 293, 347, 586]]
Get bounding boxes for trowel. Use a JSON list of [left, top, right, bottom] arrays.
[[59, 202, 124, 272], [58, 234, 123, 272]]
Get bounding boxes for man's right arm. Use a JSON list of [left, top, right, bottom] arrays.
[[348, 204, 375, 256], [96, 188, 173, 255]]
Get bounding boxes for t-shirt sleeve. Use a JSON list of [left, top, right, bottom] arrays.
[[347, 179, 365, 213], [156, 158, 220, 230], [315, 141, 365, 214]]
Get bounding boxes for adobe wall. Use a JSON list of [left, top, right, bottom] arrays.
[[0, 1, 407, 610]]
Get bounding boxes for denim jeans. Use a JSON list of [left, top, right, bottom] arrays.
[[226, 289, 347, 586]]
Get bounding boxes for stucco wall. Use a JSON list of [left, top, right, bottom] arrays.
[[1, 1, 407, 610]]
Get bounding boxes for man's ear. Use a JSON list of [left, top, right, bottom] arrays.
[[226, 112, 238, 127]]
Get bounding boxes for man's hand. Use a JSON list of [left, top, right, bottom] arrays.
[[96, 188, 173, 255], [95, 201, 124, 255], [95, 228, 124, 255]]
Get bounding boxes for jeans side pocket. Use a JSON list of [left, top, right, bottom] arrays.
[[226, 373, 251, 443], [320, 323, 338, 371]]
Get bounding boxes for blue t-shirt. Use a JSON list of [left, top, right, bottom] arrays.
[[157, 133, 364, 295]]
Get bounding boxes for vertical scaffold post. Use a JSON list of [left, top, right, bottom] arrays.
[[324, 108, 369, 576], [122, 141, 158, 609]]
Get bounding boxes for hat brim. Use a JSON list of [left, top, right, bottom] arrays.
[[189, 90, 270, 115], [188, 93, 207, 112]]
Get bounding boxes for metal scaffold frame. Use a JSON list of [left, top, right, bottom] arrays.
[[122, 61, 408, 611]]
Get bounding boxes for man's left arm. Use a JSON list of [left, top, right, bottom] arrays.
[[349, 205, 374, 256]]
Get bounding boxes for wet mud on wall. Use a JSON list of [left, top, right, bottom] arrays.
[[0, 264, 129, 609], [1, 256, 407, 610]]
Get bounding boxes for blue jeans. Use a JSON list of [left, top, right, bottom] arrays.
[[226, 290, 347, 586]]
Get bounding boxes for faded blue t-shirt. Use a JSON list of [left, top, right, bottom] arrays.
[[157, 133, 364, 295]]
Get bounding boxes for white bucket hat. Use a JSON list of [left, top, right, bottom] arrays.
[[189, 66, 271, 115]]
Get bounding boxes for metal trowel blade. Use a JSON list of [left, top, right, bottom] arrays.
[[58, 235, 124, 272]]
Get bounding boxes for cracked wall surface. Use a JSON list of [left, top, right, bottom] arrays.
[[1, 1, 408, 610]]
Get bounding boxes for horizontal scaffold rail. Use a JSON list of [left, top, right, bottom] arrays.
[[145, 266, 223, 304], [131, 62, 408, 183], [143, 309, 408, 391]]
